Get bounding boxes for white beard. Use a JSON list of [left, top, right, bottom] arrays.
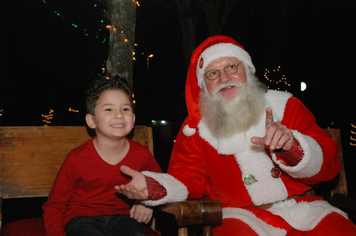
[[199, 73, 267, 138]]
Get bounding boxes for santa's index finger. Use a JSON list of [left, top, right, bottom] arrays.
[[265, 107, 274, 129]]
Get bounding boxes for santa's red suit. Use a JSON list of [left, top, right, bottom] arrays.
[[142, 36, 356, 235]]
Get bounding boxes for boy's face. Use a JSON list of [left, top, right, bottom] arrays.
[[86, 89, 135, 140]]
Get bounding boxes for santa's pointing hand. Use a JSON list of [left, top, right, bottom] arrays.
[[250, 107, 294, 151], [115, 165, 148, 200]]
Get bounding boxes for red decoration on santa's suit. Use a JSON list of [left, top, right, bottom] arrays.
[[143, 36, 355, 235]]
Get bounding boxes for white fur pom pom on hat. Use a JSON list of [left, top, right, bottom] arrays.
[[183, 124, 197, 136]]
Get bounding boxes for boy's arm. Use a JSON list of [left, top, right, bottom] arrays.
[[130, 201, 153, 224], [42, 200, 67, 236], [42, 155, 76, 236]]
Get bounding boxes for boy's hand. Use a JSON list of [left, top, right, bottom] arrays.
[[130, 202, 153, 224], [114, 165, 148, 200]]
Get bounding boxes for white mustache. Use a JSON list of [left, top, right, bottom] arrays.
[[213, 81, 247, 95]]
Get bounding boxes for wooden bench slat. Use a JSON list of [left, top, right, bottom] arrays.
[[0, 126, 153, 199]]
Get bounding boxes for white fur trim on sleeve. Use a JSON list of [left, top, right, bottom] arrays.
[[141, 171, 188, 207], [272, 130, 323, 178], [223, 208, 287, 236]]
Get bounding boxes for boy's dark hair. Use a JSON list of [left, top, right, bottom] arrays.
[[86, 76, 134, 115]]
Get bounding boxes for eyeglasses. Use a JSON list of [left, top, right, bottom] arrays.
[[204, 62, 243, 80]]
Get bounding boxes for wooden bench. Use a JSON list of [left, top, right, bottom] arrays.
[[0, 126, 158, 235], [0, 126, 221, 236], [0, 126, 153, 199], [3, 127, 348, 235]]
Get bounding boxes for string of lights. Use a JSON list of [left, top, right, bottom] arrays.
[[69, 107, 79, 113], [41, 0, 148, 73], [41, 0, 108, 43], [264, 66, 291, 92], [351, 123, 356, 147], [42, 109, 54, 126]]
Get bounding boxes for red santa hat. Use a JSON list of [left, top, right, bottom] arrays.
[[182, 35, 256, 136]]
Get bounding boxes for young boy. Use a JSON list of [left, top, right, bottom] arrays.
[[42, 76, 162, 236]]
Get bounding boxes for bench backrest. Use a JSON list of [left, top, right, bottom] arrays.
[[0, 126, 153, 199], [0, 127, 347, 199], [323, 128, 347, 196]]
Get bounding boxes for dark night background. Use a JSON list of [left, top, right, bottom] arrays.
[[1, 0, 356, 229]]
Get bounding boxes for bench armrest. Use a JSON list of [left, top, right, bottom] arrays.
[[157, 199, 222, 227], [0, 196, 3, 231], [331, 193, 356, 212]]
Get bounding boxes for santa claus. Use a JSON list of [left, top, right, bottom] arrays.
[[116, 36, 356, 235]]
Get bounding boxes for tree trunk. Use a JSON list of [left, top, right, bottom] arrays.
[[201, 0, 239, 35], [174, 0, 238, 71], [200, 0, 220, 35], [175, 0, 198, 71], [106, 0, 136, 87]]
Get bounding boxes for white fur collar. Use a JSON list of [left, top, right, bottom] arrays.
[[197, 90, 292, 155]]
